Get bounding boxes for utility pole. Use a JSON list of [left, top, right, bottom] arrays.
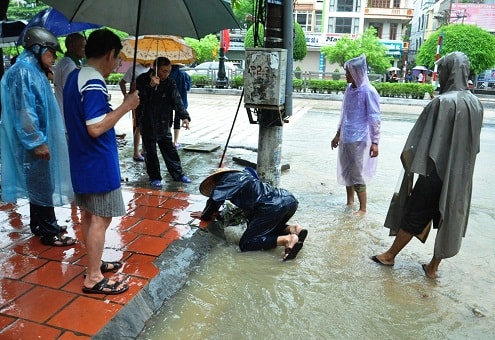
[[255, 0, 293, 186]]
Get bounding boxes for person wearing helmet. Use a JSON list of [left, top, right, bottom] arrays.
[[0, 27, 75, 246]]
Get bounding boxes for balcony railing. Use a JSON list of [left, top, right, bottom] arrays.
[[365, 7, 413, 18]]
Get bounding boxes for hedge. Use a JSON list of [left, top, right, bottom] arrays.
[[190, 75, 435, 99]]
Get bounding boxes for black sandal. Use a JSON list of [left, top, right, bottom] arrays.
[[40, 234, 76, 247], [100, 260, 123, 273], [82, 277, 129, 295]]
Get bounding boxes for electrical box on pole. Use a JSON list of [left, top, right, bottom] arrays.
[[243, 48, 287, 124]]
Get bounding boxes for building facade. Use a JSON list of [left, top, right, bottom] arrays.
[[294, 0, 414, 73]]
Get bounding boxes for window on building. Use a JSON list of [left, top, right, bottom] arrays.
[[369, 23, 383, 38], [335, 17, 352, 33], [315, 11, 323, 32], [329, 0, 361, 12], [328, 17, 359, 34], [294, 11, 313, 32], [368, 0, 389, 9], [390, 23, 398, 40], [337, 0, 354, 12], [393, 0, 401, 8]]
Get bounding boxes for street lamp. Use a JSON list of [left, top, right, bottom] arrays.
[[216, 29, 230, 88], [216, 45, 228, 88]]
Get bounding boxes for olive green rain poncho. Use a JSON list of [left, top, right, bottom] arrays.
[[385, 52, 483, 259]]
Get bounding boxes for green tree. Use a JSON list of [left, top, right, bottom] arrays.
[[244, 22, 307, 61], [185, 34, 219, 64], [232, 0, 254, 29], [416, 24, 495, 76], [321, 27, 392, 73]]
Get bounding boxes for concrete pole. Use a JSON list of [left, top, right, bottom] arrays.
[[256, 0, 286, 186], [284, 0, 294, 118]]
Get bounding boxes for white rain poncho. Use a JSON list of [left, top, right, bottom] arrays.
[[0, 49, 73, 205], [336, 54, 381, 186]]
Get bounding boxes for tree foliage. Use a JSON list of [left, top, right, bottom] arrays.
[[185, 34, 219, 64], [244, 22, 307, 61], [231, 0, 254, 29], [320, 27, 392, 73], [6, 2, 47, 19], [416, 24, 495, 75]]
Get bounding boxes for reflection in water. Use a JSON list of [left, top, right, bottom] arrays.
[[139, 111, 495, 339]]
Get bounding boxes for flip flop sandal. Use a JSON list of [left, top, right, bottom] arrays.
[[283, 241, 304, 261], [40, 234, 76, 247], [82, 277, 129, 295], [100, 260, 123, 273], [298, 229, 308, 243]]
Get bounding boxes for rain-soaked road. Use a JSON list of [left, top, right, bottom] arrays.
[[110, 89, 495, 339]]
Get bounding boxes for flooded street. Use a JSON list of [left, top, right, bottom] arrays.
[[111, 91, 495, 339]]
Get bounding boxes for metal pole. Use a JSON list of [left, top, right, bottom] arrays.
[[257, 0, 284, 186], [431, 31, 443, 88], [283, 0, 293, 118]]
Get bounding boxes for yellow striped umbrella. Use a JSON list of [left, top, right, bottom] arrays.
[[120, 35, 196, 64]]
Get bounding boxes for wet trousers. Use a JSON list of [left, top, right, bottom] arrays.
[[239, 193, 299, 252], [141, 128, 184, 181], [30, 203, 62, 238], [24, 152, 61, 237]]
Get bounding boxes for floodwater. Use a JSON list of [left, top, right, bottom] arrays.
[[112, 92, 495, 339]]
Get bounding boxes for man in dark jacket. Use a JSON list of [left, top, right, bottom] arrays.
[[136, 57, 191, 187], [190, 168, 308, 261]]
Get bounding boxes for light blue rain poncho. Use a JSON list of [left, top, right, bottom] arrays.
[[0, 48, 73, 205], [336, 54, 381, 186]]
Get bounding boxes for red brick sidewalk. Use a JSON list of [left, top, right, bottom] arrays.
[[0, 187, 207, 338]]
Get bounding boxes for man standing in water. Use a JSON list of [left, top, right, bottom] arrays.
[[371, 52, 483, 279], [331, 54, 381, 214]]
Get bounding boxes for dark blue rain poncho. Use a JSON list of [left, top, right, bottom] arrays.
[[201, 169, 299, 252], [0, 49, 73, 205]]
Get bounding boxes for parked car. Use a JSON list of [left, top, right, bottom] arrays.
[[186, 61, 238, 77]]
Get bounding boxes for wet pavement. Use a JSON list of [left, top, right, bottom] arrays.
[[0, 89, 494, 339]]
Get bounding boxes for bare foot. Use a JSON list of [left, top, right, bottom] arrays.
[[283, 234, 302, 261], [354, 209, 366, 215], [370, 254, 394, 266], [422, 264, 437, 279], [287, 233, 298, 249]]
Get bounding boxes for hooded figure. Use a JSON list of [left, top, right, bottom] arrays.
[[0, 27, 74, 246], [373, 52, 483, 278], [331, 54, 381, 214]]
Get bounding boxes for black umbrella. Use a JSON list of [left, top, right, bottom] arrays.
[[0, 20, 26, 47], [43, 0, 241, 80]]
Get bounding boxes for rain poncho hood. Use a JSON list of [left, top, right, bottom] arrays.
[[0, 49, 73, 205], [384, 52, 483, 259], [344, 53, 371, 88], [336, 54, 381, 185]]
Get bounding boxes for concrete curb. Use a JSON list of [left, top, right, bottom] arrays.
[[93, 228, 221, 340]]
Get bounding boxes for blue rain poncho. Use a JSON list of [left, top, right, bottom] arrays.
[[0, 49, 73, 205], [336, 54, 381, 186]]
